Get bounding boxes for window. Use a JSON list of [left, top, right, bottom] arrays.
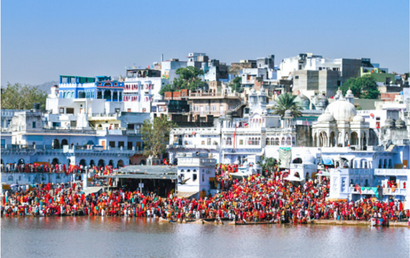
[[201, 141, 205, 145], [118, 141, 124, 148], [337, 80, 341, 86], [239, 139, 243, 145], [66, 108, 74, 114], [70, 121, 76, 127], [226, 137, 232, 145], [295, 76, 299, 79], [59, 108, 64, 114], [207, 138, 211, 145], [32, 121, 36, 128], [127, 124, 134, 130], [109, 141, 115, 148], [193, 174, 197, 181], [127, 142, 133, 150]]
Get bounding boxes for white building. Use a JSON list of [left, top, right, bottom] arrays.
[[123, 69, 167, 113], [176, 152, 216, 198]]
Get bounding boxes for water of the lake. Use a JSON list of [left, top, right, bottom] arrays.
[[1, 217, 409, 258]]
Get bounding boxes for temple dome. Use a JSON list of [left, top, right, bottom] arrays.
[[295, 94, 310, 110], [396, 118, 405, 128], [352, 115, 364, 122], [318, 111, 335, 122], [325, 98, 356, 122], [302, 150, 316, 164]]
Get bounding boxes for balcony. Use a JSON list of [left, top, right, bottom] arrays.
[[374, 169, 410, 176], [349, 186, 407, 196], [1, 144, 142, 155]]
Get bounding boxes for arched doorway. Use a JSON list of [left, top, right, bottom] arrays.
[[53, 139, 60, 149], [52, 158, 59, 165], [292, 158, 303, 164], [351, 132, 358, 146], [109, 160, 114, 167], [104, 90, 111, 100], [62, 139, 69, 147], [330, 132, 336, 147], [89, 160, 95, 167], [18, 158, 25, 165], [117, 160, 124, 168], [80, 159, 86, 167], [98, 159, 105, 167], [363, 132, 367, 150]]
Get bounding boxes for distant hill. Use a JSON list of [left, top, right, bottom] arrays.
[[37, 81, 59, 94]]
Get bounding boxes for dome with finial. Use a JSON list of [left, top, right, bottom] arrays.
[[325, 98, 356, 122], [316, 95, 329, 110], [318, 111, 335, 122], [352, 114, 364, 122], [295, 93, 310, 110], [385, 118, 394, 128], [396, 118, 405, 128]]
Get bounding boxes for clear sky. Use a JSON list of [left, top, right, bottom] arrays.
[[1, 0, 409, 86]]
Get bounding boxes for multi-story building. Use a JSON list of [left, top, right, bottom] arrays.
[[123, 68, 167, 113]]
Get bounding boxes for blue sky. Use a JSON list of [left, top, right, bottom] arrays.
[[2, 0, 409, 85]]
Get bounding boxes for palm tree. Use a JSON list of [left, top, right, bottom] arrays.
[[272, 93, 303, 118]]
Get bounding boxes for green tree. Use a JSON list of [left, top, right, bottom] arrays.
[[1, 83, 47, 110], [159, 67, 205, 95], [141, 116, 177, 158], [257, 156, 279, 176], [272, 93, 302, 118], [229, 76, 243, 93], [340, 75, 380, 99]]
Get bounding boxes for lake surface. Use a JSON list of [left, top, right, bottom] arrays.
[[1, 217, 409, 258]]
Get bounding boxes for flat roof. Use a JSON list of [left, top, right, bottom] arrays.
[[102, 165, 178, 180]]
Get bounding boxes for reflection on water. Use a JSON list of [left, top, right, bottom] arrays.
[[2, 217, 409, 258]]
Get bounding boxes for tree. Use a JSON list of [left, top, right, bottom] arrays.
[[340, 75, 380, 99], [257, 156, 279, 176], [141, 116, 177, 158], [1, 83, 47, 110], [272, 93, 302, 118], [159, 67, 205, 95], [229, 76, 243, 93]]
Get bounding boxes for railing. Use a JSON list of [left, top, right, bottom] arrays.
[[374, 169, 410, 176], [349, 186, 407, 196], [90, 113, 118, 118], [1, 144, 142, 154]]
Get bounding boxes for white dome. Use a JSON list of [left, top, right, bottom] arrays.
[[325, 98, 356, 122], [318, 112, 335, 122], [352, 115, 364, 122], [302, 150, 316, 164]]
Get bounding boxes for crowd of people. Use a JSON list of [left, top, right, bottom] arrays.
[[1, 162, 115, 175], [2, 166, 409, 224]]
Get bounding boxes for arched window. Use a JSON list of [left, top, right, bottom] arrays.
[[266, 138, 270, 145], [281, 137, 285, 145], [275, 138, 279, 145], [117, 160, 123, 168], [379, 159, 382, 168], [61, 139, 69, 147], [286, 137, 291, 145]]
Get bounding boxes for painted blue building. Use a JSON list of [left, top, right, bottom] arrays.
[[59, 75, 124, 102]]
